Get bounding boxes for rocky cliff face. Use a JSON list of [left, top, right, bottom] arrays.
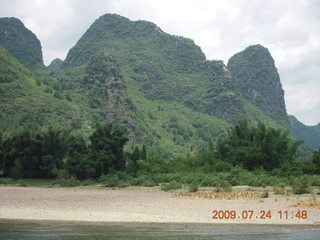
[[84, 52, 137, 138], [0, 17, 44, 69], [227, 45, 289, 128]]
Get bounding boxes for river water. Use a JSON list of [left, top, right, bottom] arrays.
[[1, 220, 320, 240]]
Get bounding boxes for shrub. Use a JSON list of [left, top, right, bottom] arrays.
[[56, 175, 80, 187], [100, 174, 120, 187], [273, 185, 285, 195], [309, 175, 320, 186], [129, 178, 141, 186], [200, 175, 217, 186], [188, 181, 199, 192], [291, 176, 311, 194], [53, 169, 80, 187], [228, 166, 249, 186], [152, 173, 181, 184], [115, 171, 131, 181], [211, 160, 233, 172], [129, 175, 149, 186], [261, 191, 269, 198], [81, 179, 95, 186], [161, 180, 182, 191], [142, 180, 156, 187], [180, 172, 206, 185], [215, 179, 232, 192]]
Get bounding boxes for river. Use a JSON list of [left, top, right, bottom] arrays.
[[1, 220, 320, 240]]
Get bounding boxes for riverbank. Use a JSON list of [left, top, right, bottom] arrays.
[[0, 186, 319, 224]]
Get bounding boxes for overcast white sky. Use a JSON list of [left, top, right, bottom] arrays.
[[0, 0, 319, 125]]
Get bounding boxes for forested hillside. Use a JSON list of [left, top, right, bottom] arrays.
[[0, 45, 86, 133]]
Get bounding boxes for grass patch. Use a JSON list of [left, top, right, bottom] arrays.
[[0, 178, 56, 186]]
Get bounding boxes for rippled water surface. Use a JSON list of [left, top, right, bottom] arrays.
[[1, 220, 320, 240]]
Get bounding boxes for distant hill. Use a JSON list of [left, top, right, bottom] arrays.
[[47, 58, 63, 70], [289, 115, 320, 149], [0, 17, 44, 69]]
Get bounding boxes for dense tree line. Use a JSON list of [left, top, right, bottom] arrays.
[[0, 121, 319, 181], [0, 123, 128, 179]]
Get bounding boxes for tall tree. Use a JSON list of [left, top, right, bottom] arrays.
[[312, 148, 320, 173], [89, 123, 128, 175]]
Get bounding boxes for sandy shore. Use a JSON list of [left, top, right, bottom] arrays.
[[0, 186, 319, 224]]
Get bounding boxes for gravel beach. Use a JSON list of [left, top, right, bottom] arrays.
[[0, 186, 319, 224]]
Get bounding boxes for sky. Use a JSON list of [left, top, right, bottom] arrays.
[[0, 0, 319, 125]]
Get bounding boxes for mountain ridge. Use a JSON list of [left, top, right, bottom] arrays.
[[0, 14, 294, 155]]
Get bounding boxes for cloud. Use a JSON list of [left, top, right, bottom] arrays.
[[0, 0, 319, 125]]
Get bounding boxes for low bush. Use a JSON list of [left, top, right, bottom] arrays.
[[53, 169, 80, 187], [273, 185, 286, 195], [81, 179, 95, 186], [200, 175, 217, 186], [129, 175, 149, 186], [142, 179, 156, 187], [261, 191, 269, 198], [161, 180, 182, 191], [188, 181, 199, 192], [55, 175, 80, 187], [291, 176, 311, 194], [152, 173, 181, 184], [180, 172, 206, 185], [100, 174, 120, 187], [215, 179, 232, 192], [309, 175, 320, 186]]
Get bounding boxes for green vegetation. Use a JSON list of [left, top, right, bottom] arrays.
[[216, 121, 301, 170], [161, 181, 182, 191], [291, 176, 311, 194], [0, 123, 127, 179], [188, 181, 199, 192], [0, 178, 56, 186], [1, 122, 319, 195], [312, 148, 320, 172], [0, 45, 89, 134]]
